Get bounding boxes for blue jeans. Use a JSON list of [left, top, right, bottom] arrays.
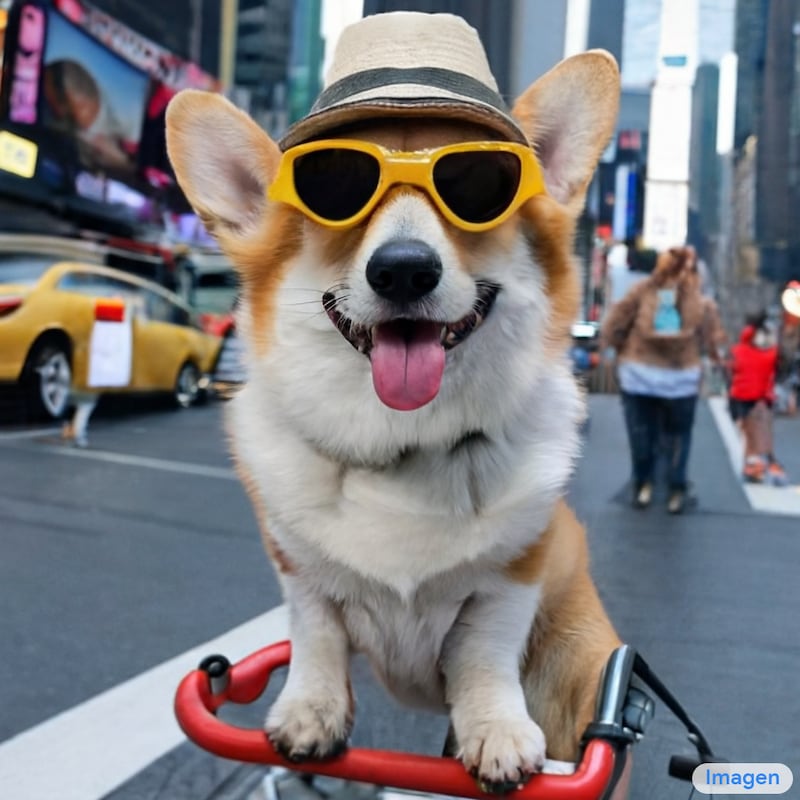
[[621, 392, 698, 491]]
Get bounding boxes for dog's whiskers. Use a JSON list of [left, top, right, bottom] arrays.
[[322, 292, 351, 312], [278, 286, 350, 316], [280, 299, 329, 307], [324, 286, 351, 304]]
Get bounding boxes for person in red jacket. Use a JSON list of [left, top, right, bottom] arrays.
[[728, 312, 788, 484]]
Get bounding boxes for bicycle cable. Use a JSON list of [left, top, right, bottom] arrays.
[[632, 652, 717, 761]]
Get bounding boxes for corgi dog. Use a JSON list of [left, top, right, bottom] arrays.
[[166, 11, 621, 793]]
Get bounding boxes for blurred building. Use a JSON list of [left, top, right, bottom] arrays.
[[587, 0, 625, 64], [733, 0, 768, 152], [232, 0, 323, 136], [753, 0, 800, 285], [641, 0, 698, 252], [709, 0, 800, 334], [688, 63, 720, 260], [507, 1, 571, 98], [90, 0, 222, 77], [288, 0, 324, 125], [234, 0, 292, 132]]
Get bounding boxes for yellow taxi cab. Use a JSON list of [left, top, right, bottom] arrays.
[[0, 245, 222, 419]]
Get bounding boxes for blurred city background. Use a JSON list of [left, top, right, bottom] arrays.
[[0, 0, 797, 335], [1, 2, 799, 800]]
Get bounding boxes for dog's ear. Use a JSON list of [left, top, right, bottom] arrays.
[[513, 50, 619, 216], [166, 90, 281, 238]]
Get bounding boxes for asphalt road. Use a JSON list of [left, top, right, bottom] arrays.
[[1, 394, 798, 800]]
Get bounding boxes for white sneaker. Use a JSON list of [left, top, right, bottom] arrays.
[[634, 483, 653, 508]]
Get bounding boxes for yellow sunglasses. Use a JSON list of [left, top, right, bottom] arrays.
[[268, 139, 547, 232]]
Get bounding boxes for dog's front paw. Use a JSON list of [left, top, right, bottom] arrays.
[[457, 715, 546, 794], [266, 686, 352, 762]]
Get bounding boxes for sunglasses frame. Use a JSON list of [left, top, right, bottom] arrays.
[[268, 139, 547, 232]]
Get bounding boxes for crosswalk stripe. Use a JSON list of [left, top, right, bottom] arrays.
[[0, 427, 61, 440], [707, 396, 800, 516], [4, 439, 238, 480]]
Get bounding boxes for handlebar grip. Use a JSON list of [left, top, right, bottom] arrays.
[[669, 754, 730, 783], [669, 754, 701, 781], [174, 641, 620, 800]]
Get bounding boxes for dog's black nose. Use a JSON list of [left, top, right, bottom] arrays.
[[366, 239, 442, 304]]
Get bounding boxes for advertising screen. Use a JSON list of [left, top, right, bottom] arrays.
[[0, 0, 219, 231], [40, 8, 149, 180]]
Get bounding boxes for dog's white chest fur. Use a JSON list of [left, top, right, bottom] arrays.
[[230, 362, 581, 596], [326, 572, 472, 707]]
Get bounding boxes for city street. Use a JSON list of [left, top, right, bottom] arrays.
[[1, 0, 799, 798], [0, 394, 798, 800]]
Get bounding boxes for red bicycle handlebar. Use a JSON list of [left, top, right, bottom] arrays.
[[174, 641, 617, 800]]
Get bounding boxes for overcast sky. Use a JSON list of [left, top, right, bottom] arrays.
[[622, 0, 736, 87], [320, 0, 364, 78]]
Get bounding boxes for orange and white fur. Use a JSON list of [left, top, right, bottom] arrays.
[[167, 50, 622, 792]]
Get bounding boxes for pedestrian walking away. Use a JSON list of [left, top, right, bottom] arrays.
[[61, 296, 132, 448], [600, 245, 727, 513], [61, 388, 99, 448], [728, 311, 789, 486]]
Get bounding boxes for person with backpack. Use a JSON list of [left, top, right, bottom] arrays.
[[601, 246, 727, 513]]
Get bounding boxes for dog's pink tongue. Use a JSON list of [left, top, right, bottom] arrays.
[[370, 321, 445, 410]]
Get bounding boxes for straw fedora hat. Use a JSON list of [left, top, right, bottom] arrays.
[[279, 11, 528, 150]]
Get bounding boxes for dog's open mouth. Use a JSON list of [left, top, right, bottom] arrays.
[[322, 281, 499, 411]]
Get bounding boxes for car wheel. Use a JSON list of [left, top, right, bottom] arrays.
[[174, 362, 200, 409], [26, 343, 72, 420]]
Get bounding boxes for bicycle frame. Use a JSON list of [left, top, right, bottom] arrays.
[[174, 641, 645, 800]]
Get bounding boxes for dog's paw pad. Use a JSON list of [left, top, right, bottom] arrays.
[[457, 717, 546, 793], [265, 690, 352, 762]]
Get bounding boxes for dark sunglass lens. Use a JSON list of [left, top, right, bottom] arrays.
[[433, 151, 521, 224], [293, 148, 380, 221]]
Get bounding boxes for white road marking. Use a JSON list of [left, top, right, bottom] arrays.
[[743, 482, 800, 515], [22, 443, 238, 480], [708, 396, 800, 516], [0, 427, 61, 440], [0, 605, 289, 800]]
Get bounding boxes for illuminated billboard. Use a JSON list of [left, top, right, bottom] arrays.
[[0, 0, 219, 230]]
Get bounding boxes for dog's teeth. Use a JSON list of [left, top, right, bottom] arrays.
[[461, 315, 477, 334], [452, 316, 473, 335]]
